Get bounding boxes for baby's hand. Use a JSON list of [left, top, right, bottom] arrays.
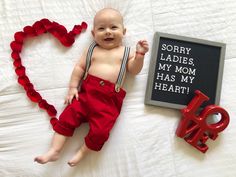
[[136, 40, 149, 55], [65, 87, 79, 104]]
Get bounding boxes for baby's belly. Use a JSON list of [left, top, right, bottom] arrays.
[[88, 65, 120, 84]]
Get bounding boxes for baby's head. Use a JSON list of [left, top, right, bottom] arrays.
[[92, 8, 126, 49]]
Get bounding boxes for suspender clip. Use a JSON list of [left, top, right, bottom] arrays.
[[83, 72, 88, 80], [115, 84, 121, 93]]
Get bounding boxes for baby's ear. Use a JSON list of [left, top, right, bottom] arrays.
[[123, 28, 126, 35], [91, 30, 95, 37]]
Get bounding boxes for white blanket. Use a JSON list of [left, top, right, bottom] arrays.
[[1, 0, 236, 176]]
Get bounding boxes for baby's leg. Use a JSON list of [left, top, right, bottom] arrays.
[[68, 143, 91, 167], [34, 133, 67, 164]]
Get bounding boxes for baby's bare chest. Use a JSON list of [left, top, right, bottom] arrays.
[[88, 49, 124, 82], [91, 50, 123, 66], [90, 48, 125, 73]]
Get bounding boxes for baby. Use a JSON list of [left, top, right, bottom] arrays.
[[34, 8, 149, 167]]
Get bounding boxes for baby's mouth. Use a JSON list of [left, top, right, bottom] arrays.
[[104, 38, 114, 41]]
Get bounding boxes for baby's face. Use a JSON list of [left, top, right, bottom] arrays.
[[92, 9, 126, 49]]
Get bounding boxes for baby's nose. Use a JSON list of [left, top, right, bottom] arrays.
[[105, 28, 111, 34]]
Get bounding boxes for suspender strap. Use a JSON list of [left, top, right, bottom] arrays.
[[83, 42, 97, 80], [115, 46, 130, 92]]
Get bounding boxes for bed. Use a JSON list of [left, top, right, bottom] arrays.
[[1, 0, 236, 176]]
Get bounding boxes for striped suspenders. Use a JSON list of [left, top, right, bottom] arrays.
[[83, 42, 130, 92], [115, 46, 130, 92], [83, 42, 97, 80]]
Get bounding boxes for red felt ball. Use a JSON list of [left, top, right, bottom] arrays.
[[15, 66, 26, 76], [81, 22, 88, 30], [23, 26, 36, 36], [23, 82, 34, 91], [13, 59, 22, 67], [40, 18, 53, 30], [60, 33, 75, 47], [14, 31, 26, 43], [26, 89, 42, 103], [10, 41, 23, 52], [18, 76, 30, 86], [47, 105, 57, 116], [68, 31, 75, 37], [11, 51, 21, 60], [33, 21, 46, 35], [38, 99, 49, 109], [72, 25, 82, 35], [50, 117, 58, 127], [51, 24, 67, 39], [57, 25, 67, 36]]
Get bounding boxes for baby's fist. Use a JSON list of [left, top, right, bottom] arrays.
[[136, 40, 149, 54]]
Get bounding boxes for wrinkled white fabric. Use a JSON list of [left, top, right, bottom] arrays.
[[0, 0, 236, 176]]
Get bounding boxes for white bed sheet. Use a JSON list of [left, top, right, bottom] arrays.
[[0, 0, 236, 177]]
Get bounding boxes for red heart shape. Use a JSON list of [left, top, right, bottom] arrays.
[[10, 18, 87, 123]]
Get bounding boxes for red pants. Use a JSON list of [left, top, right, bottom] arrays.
[[52, 74, 126, 151]]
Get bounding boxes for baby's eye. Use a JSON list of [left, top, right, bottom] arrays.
[[111, 26, 118, 29], [98, 27, 104, 30]]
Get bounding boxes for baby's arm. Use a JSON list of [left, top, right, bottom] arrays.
[[127, 40, 149, 75], [65, 49, 87, 104]]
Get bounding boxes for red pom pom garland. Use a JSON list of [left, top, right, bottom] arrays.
[[10, 18, 87, 121]]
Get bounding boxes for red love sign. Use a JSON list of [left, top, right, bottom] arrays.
[[176, 90, 230, 153], [10, 18, 87, 119]]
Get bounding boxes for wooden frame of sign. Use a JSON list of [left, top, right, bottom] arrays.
[[145, 32, 226, 109]]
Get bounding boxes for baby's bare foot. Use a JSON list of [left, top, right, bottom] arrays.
[[67, 151, 84, 167], [34, 149, 60, 164], [68, 145, 90, 167]]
